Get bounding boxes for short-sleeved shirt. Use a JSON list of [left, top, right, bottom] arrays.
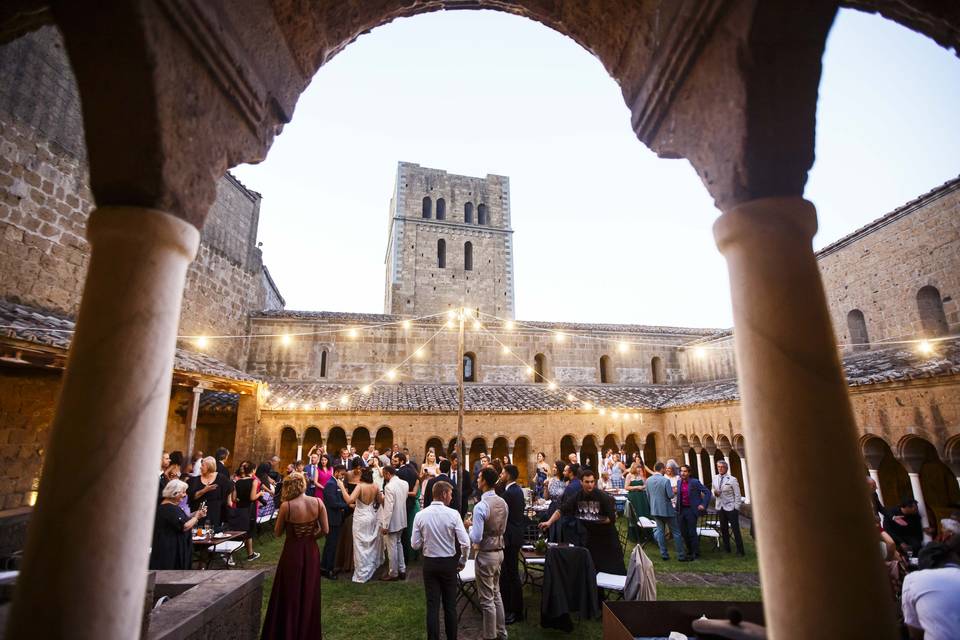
[[901, 565, 960, 640]]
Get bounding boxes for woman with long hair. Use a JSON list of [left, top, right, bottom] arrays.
[[260, 472, 328, 640], [534, 452, 550, 499], [625, 461, 651, 542], [316, 453, 333, 496], [339, 467, 383, 582], [232, 460, 264, 561]]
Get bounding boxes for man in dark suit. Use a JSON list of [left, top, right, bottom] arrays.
[[884, 499, 924, 556], [677, 465, 712, 560], [321, 465, 348, 578], [424, 459, 461, 513], [499, 464, 526, 624], [449, 453, 471, 516]]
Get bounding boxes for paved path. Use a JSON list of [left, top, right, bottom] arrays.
[[657, 571, 760, 587]]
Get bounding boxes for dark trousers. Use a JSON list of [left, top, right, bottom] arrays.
[[402, 502, 416, 562], [321, 524, 341, 572], [677, 507, 700, 557], [499, 544, 523, 618], [718, 508, 744, 553], [423, 555, 459, 640]]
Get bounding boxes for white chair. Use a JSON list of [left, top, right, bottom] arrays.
[[596, 571, 627, 600], [637, 517, 658, 547], [457, 558, 479, 620], [207, 540, 244, 568]]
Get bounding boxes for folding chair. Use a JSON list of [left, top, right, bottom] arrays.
[[520, 546, 545, 589], [596, 572, 626, 601], [697, 511, 721, 551], [637, 517, 658, 548], [206, 539, 245, 568], [457, 555, 480, 620]]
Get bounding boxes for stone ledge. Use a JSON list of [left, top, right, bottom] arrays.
[[147, 569, 265, 640]]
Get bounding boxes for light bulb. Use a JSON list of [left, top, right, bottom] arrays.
[[319, 401, 328, 410], [526, 366, 535, 376], [555, 332, 566, 343], [548, 381, 557, 390], [447, 309, 457, 320], [263, 389, 271, 398], [618, 341, 629, 353], [361, 385, 371, 395], [281, 334, 292, 346], [195, 336, 209, 349], [402, 320, 411, 330], [414, 348, 426, 359], [612, 411, 620, 419], [446, 319, 455, 329], [917, 340, 934, 355], [582, 402, 593, 411], [302, 403, 311, 411], [566, 394, 575, 402], [598, 407, 606, 416], [502, 345, 511, 355], [339, 394, 349, 405], [473, 320, 482, 331], [347, 328, 358, 338], [505, 320, 515, 330], [386, 369, 397, 380]]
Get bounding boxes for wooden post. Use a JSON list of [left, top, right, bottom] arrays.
[[185, 385, 203, 461], [456, 307, 466, 507]]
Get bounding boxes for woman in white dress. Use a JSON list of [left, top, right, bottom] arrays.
[[337, 467, 383, 583], [420, 448, 440, 479]]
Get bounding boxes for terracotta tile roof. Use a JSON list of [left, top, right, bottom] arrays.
[[0, 298, 258, 382]]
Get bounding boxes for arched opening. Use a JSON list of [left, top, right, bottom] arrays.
[[375, 426, 393, 452], [901, 436, 960, 528], [425, 436, 445, 459], [667, 434, 679, 460], [514, 437, 530, 485], [279, 426, 299, 469], [727, 449, 744, 490], [469, 437, 487, 470], [624, 434, 641, 461], [352, 426, 371, 453], [917, 285, 948, 337], [463, 351, 476, 382], [846, 309, 870, 351], [464, 241, 473, 271], [320, 349, 327, 377], [651, 356, 665, 384], [560, 435, 577, 462], [533, 353, 546, 383], [687, 447, 700, 479], [602, 433, 619, 458], [477, 203, 487, 225], [464, 201, 474, 223], [492, 436, 510, 465], [581, 435, 598, 471], [699, 448, 713, 486], [863, 436, 911, 509], [437, 238, 446, 268], [436, 197, 446, 220], [327, 426, 348, 459], [422, 196, 432, 219], [303, 426, 322, 458], [643, 434, 658, 469], [599, 355, 613, 383]]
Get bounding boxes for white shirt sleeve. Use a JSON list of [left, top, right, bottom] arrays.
[[411, 511, 424, 551], [470, 498, 487, 545], [901, 573, 920, 629]]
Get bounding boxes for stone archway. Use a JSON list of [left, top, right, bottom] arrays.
[[352, 426, 371, 453], [581, 434, 599, 470], [375, 426, 394, 452], [279, 426, 299, 469], [302, 426, 322, 459], [492, 436, 510, 465], [327, 426, 348, 459], [899, 435, 960, 529], [469, 437, 487, 470], [559, 435, 577, 463], [514, 436, 531, 486]]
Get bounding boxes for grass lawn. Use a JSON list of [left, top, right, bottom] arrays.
[[243, 520, 761, 639]]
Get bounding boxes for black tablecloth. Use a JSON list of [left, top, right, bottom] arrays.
[[540, 546, 600, 631]]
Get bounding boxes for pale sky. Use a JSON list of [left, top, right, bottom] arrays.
[[233, 9, 960, 329]]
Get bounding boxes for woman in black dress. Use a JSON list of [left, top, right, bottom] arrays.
[[150, 479, 207, 570], [187, 456, 233, 530], [233, 460, 265, 561]]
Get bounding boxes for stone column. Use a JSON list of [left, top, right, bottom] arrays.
[[577, 446, 583, 464], [740, 457, 752, 504], [185, 385, 204, 461], [684, 450, 691, 467], [7, 207, 199, 640], [708, 453, 716, 478], [714, 197, 895, 639], [868, 468, 883, 506], [296, 432, 304, 464], [508, 445, 514, 464], [907, 472, 931, 531]]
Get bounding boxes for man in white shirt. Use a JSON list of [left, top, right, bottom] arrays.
[[711, 460, 744, 556], [411, 480, 470, 640], [901, 540, 960, 640], [464, 467, 508, 640]]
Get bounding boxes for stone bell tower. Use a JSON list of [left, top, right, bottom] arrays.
[[384, 162, 515, 319]]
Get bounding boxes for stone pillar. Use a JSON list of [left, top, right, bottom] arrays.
[[296, 433, 304, 464], [577, 446, 583, 464], [868, 468, 883, 506], [7, 207, 199, 640], [708, 453, 716, 478], [684, 450, 691, 467], [507, 445, 514, 464], [185, 385, 204, 461], [740, 457, 752, 504], [714, 197, 895, 639], [907, 472, 931, 532]]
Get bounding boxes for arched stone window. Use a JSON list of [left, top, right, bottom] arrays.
[[464, 241, 473, 271], [463, 351, 476, 382], [846, 309, 869, 351], [651, 356, 665, 384], [477, 204, 487, 225], [422, 196, 432, 219], [464, 202, 473, 224], [436, 197, 446, 220], [599, 355, 612, 383], [917, 285, 948, 337], [534, 353, 546, 383], [320, 349, 327, 377], [437, 239, 446, 268]]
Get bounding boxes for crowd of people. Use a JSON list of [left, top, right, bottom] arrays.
[[869, 477, 960, 639]]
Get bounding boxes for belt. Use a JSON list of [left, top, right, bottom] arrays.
[[478, 548, 504, 553]]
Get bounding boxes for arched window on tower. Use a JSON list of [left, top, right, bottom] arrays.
[[464, 242, 473, 271], [477, 204, 487, 225], [422, 196, 432, 219], [463, 352, 476, 382], [599, 355, 612, 383], [437, 239, 446, 268], [436, 198, 446, 220], [464, 202, 474, 224], [651, 356, 665, 384], [917, 285, 948, 337], [320, 350, 327, 377], [534, 353, 546, 383], [846, 309, 869, 351]]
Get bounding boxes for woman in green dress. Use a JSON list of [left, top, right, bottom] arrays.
[[625, 462, 651, 542]]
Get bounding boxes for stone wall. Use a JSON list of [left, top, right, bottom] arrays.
[[245, 313, 722, 385], [818, 179, 960, 350], [0, 370, 58, 510], [384, 162, 515, 318], [0, 27, 282, 367]]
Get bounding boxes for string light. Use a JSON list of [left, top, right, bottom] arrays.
[[555, 332, 566, 343], [302, 403, 311, 410], [582, 402, 593, 410], [347, 328, 358, 338], [319, 401, 329, 410], [195, 336, 209, 349], [504, 320, 515, 331], [566, 393, 575, 401], [447, 309, 457, 320], [612, 411, 620, 419], [446, 319, 455, 329], [414, 347, 426, 359], [281, 334, 292, 346], [598, 407, 606, 416], [526, 366, 535, 376], [548, 381, 558, 390], [402, 320, 411, 330], [693, 346, 707, 359], [917, 340, 934, 355], [339, 394, 349, 406], [386, 369, 397, 380], [502, 345, 511, 355], [473, 320, 482, 331], [618, 341, 629, 353], [361, 385, 371, 395]]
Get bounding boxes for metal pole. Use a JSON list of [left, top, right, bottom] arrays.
[[457, 307, 466, 508]]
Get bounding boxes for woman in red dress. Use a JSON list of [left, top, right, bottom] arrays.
[[261, 472, 329, 640]]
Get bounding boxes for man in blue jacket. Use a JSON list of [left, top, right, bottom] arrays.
[[321, 464, 349, 578], [646, 462, 686, 561], [676, 465, 711, 561]]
